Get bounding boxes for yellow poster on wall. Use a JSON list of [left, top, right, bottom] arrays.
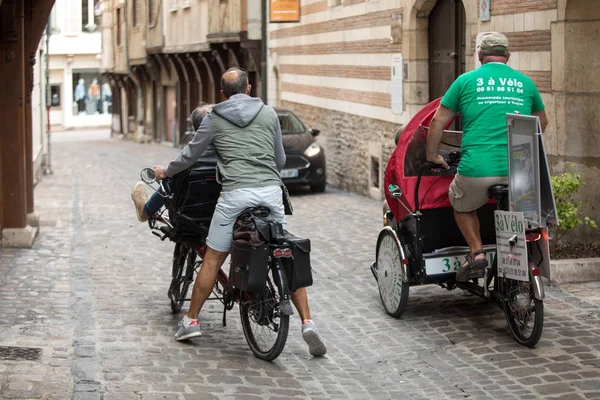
[[270, 0, 300, 23]]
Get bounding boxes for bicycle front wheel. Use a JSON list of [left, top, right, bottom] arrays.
[[240, 259, 290, 361], [168, 243, 196, 313], [501, 277, 544, 347]]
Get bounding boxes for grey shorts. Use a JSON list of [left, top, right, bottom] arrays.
[[206, 185, 286, 252], [449, 173, 508, 213]]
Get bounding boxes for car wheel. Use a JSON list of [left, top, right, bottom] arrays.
[[310, 181, 326, 193]]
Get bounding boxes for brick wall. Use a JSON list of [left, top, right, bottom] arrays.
[[301, 1, 327, 16], [270, 9, 400, 40], [280, 65, 390, 80], [272, 39, 402, 56], [491, 0, 557, 15]]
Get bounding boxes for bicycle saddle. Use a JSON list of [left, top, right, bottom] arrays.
[[488, 184, 508, 199]]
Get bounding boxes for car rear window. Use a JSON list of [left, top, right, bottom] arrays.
[[277, 112, 306, 134]]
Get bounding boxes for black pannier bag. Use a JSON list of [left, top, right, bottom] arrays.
[[230, 214, 269, 292], [282, 232, 313, 292], [169, 160, 221, 241]]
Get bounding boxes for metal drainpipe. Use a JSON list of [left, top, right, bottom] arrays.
[[44, 22, 53, 175], [261, 0, 268, 103]]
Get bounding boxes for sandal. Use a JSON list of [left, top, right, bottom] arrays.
[[456, 249, 488, 282]]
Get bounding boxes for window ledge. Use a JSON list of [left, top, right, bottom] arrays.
[[169, 7, 178, 12]]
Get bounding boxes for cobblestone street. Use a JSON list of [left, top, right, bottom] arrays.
[[0, 130, 599, 400]]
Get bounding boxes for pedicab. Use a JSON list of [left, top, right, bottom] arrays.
[[370, 98, 557, 347]]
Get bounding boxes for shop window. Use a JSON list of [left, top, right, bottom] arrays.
[[72, 72, 112, 115], [50, 85, 61, 108]]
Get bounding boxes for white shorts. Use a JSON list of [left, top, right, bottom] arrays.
[[206, 185, 286, 252]]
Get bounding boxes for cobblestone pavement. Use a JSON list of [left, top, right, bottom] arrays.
[[0, 129, 599, 400]]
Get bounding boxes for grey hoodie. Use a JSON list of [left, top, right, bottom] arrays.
[[166, 94, 286, 191]]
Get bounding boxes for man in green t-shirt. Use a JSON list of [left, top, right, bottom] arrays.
[[426, 32, 547, 282]]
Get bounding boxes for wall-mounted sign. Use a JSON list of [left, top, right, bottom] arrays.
[[480, 0, 491, 21], [270, 0, 300, 23]]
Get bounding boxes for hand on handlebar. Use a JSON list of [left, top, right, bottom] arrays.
[[154, 165, 167, 181], [426, 154, 449, 169]]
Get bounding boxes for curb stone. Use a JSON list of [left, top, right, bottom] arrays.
[[550, 258, 600, 284]]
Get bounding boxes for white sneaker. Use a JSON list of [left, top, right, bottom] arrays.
[[302, 320, 327, 356], [131, 182, 148, 222]]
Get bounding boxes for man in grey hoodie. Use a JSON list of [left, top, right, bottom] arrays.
[[153, 68, 326, 356]]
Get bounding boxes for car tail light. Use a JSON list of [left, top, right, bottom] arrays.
[[273, 248, 292, 258]]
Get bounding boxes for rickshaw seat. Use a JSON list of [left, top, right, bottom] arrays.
[[488, 185, 508, 199]]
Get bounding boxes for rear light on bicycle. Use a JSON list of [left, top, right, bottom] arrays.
[[532, 268, 540, 276], [526, 232, 542, 242], [273, 248, 292, 258]]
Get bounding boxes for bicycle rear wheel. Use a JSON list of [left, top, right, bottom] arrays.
[[501, 277, 544, 347], [168, 243, 196, 313], [240, 259, 290, 361]]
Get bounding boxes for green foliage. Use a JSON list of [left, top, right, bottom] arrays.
[[551, 167, 597, 242]]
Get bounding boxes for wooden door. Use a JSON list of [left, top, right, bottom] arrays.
[[428, 0, 466, 102]]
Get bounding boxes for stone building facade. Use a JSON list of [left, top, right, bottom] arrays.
[[267, 0, 600, 241], [99, 0, 264, 145]]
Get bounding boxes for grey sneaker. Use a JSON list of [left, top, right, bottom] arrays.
[[174, 316, 202, 341], [302, 320, 327, 356], [131, 182, 149, 222]]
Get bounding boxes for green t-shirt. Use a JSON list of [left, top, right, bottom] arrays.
[[441, 63, 545, 177]]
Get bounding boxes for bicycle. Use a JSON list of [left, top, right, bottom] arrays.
[[140, 166, 308, 361]]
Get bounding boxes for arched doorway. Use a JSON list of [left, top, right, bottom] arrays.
[[428, 0, 466, 102]]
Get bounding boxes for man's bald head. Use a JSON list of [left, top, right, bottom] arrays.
[[221, 68, 250, 99]]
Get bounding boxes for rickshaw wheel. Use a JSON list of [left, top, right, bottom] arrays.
[[376, 229, 409, 318], [501, 278, 544, 348]]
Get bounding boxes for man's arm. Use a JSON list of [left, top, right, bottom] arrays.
[[273, 114, 286, 171], [426, 105, 456, 169], [164, 114, 215, 178], [532, 110, 548, 133]]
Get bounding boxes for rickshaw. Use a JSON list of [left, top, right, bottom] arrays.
[[371, 98, 554, 348]]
